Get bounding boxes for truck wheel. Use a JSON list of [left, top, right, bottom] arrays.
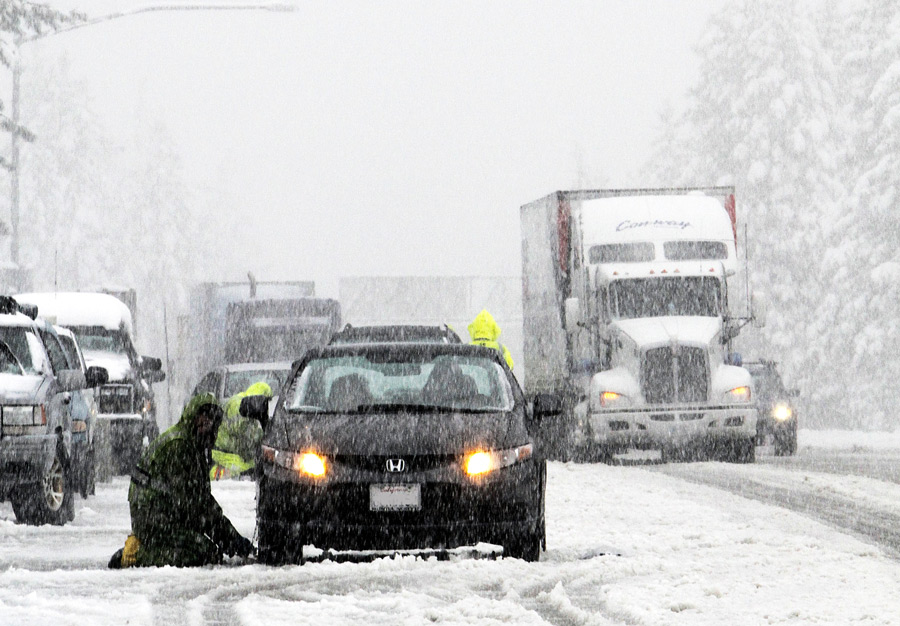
[[12, 451, 75, 525], [725, 439, 755, 464]]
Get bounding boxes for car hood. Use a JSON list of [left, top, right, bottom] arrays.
[[0, 374, 45, 404], [268, 410, 522, 456], [612, 316, 722, 348], [82, 350, 132, 382]]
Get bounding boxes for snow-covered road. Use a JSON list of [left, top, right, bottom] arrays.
[[1, 431, 899, 625]]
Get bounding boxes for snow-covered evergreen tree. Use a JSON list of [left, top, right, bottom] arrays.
[[646, 0, 847, 427]]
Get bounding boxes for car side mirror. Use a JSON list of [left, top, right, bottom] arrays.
[[85, 366, 109, 388], [141, 356, 166, 383], [57, 369, 87, 392], [240, 394, 270, 430], [532, 393, 564, 419]]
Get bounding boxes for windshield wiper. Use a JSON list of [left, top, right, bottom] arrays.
[[356, 403, 505, 414]]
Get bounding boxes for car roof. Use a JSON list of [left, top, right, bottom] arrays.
[[329, 324, 462, 345], [221, 361, 293, 373], [310, 341, 502, 362], [14, 292, 133, 335]]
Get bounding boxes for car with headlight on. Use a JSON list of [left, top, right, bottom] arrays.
[[745, 360, 798, 456], [252, 342, 547, 564]]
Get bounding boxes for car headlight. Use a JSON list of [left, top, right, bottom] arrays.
[[261, 445, 327, 479], [464, 444, 533, 477], [3, 405, 43, 425], [725, 386, 752, 403], [772, 404, 793, 421], [596, 391, 630, 409]]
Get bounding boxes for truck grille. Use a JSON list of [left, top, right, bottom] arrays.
[[97, 384, 135, 414], [641, 347, 708, 404]]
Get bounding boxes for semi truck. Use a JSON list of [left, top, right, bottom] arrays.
[[176, 279, 341, 407], [520, 187, 764, 463]]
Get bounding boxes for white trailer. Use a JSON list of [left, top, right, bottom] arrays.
[[521, 187, 763, 462]]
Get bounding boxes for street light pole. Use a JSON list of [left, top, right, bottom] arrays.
[[7, 2, 296, 269]]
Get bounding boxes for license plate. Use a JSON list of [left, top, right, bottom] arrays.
[[369, 483, 421, 511]]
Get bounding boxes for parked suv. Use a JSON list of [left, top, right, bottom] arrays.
[[745, 360, 799, 456], [15, 292, 165, 475], [0, 296, 103, 525]]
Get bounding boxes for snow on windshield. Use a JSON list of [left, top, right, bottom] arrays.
[[288, 354, 514, 413], [609, 276, 721, 319]]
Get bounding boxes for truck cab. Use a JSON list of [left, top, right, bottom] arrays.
[[521, 187, 763, 462], [14, 292, 165, 475]]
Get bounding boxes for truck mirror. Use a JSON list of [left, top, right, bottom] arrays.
[[533, 393, 564, 418], [85, 366, 109, 387], [564, 297, 582, 333], [751, 291, 767, 328], [240, 394, 269, 430]]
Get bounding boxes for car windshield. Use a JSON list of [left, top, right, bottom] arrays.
[[748, 366, 785, 403], [0, 340, 24, 375], [0, 327, 43, 374], [71, 326, 128, 354], [287, 352, 514, 413], [224, 369, 289, 398], [609, 276, 721, 319]]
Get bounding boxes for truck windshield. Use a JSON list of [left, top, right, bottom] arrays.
[[609, 276, 721, 319], [70, 326, 128, 355]]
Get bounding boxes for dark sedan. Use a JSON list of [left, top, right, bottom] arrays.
[[253, 343, 546, 564]]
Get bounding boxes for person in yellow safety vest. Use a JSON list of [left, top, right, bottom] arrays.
[[468, 309, 514, 370], [209, 381, 273, 480]]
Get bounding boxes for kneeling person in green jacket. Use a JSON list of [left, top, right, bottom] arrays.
[[109, 393, 254, 568]]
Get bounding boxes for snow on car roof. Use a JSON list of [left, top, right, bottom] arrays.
[[223, 361, 293, 372], [15, 292, 133, 335]]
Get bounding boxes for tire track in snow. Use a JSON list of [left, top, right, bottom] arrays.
[[654, 463, 900, 559]]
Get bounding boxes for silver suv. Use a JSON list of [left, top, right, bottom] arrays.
[[0, 296, 105, 525]]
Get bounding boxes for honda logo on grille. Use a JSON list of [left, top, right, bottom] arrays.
[[385, 458, 407, 473]]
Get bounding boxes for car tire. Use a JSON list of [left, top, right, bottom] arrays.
[[11, 450, 75, 526], [503, 525, 541, 562], [82, 445, 96, 498], [774, 430, 797, 457], [258, 519, 304, 565]]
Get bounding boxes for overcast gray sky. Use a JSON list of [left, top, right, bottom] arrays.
[[26, 0, 725, 296]]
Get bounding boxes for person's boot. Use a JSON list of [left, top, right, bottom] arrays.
[[108, 548, 124, 569]]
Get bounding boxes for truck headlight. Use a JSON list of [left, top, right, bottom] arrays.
[[464, 444, 533, 477], [725, 386, 752, 403], [597, 391, 630, 409], [772, 404, 793, 421]]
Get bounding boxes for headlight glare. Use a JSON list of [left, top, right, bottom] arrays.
[[726, 386, 751, 403], [464, 444, 533, 477], [296, 452, 327, 477], [773, 404, 792, 421], [597, 390, 629, 409], [262, 445, 328, 479]]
